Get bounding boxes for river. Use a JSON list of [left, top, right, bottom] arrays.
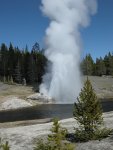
[[0, 100, 113, 122]]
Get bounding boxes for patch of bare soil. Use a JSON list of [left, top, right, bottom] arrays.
[[0, 118, 52, 128], [0, 82, 35, 101]]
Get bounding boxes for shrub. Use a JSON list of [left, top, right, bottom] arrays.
[[34, 118, 75, 150], [0, 139, 10, 150], [93, 128, 113, 140]]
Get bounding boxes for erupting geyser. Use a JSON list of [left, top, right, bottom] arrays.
[[40, 0, 97, 103]]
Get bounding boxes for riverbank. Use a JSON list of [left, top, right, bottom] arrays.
[[0, 101, 112, 123], [0, 111, 113, 150]]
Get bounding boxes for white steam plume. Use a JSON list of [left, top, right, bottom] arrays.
[[40, 0, 97, 103]]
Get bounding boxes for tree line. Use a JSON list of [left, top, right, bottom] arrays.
[[0, 42, 47, 84], [81, 52, 113, 76], [0, 42, 113, 85]]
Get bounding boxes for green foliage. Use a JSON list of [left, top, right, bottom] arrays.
[[0, 139, 10, 150], [74, 127, 112, 142], [14, 61, 21, 83], [74, 128, 93, 142], [73, 78, 104, 141], [34, 139, 50, 150], [1, 42, 113, 83], [93, 128, 113, 140], [73, 78, 112, 141], [34, 118, 75, 150], [81, 54, 94, 75], [81, 52, 113, 76], [48, 118, 67, 144], [0, 42, 47, 85], [95, 57, 106, 76]]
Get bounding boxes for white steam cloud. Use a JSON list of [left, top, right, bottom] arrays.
[[40, 0, 97, 103]]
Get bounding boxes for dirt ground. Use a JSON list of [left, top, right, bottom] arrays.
[[83, 76, 113, 99], [0, 76, 113, 102], [0, 82, 35, 101]]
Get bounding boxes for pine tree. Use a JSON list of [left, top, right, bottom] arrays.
[[32, 42, 40, 53], [73, 78, 103, 140], [0, 138, 10, 150], [27, 54, 36, 84], [81, 54, 94, 75], [48, 118, 67, 147], [34, 119, 75, 150], [8, 43, 15, 77], [0, 43, 8, 79], [108, 52, 113, 75], [95, 57, 106, 76], [14, 61, 21, 84]]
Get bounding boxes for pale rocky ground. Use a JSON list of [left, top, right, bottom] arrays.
[[0, 76, 113, 108], [0, 82, 53, 106], [27, 93, 53, 104], [0, 112, 113, 150], [0, 96, 32, 110], [0, 76, 113, 150], [0, 83, 34, 110]]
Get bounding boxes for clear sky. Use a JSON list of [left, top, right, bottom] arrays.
[[0, 0, 113, 60]]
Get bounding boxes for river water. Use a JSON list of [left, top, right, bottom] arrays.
[[0, 100, 113, 122]]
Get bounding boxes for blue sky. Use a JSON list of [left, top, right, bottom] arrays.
[[0, 0, 113, 60]]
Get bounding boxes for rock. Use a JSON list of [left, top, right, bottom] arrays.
[[0, 96, 32, 110], [27, 93, 54, 104]]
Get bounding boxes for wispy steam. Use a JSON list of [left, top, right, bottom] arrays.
[[40, 0, 97, 103]]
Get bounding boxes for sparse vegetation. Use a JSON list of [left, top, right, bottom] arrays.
[[34, 118, 75, 150], [0, 139, 10, 150]]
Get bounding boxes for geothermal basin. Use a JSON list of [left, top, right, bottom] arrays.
[[0, 99, 113, 123]]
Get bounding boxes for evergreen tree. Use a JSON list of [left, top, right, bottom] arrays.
[[32, 42, 40, 53], [95, 57, 106, 76], [81, 54, 94, 75], [36, 53, 47, 83], [23, 46, 30, 82], [27, 55, 36, 83], [0, 43, 8, 81], [0, 42, 48, 84], [108, 52, 113, 75], [103, 52, 113, 75], [73, 78, 103, 140], [14, 61, 21, 83], [8, 43, 15, 77], [34, 119, 75, 150], [0, 138, 10, 150]]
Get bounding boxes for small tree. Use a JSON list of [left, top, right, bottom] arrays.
[[48, 118, 67, 147], [73, 78, 103, 140], [34, 118, 75, 150], [0, 139, 10, 150]]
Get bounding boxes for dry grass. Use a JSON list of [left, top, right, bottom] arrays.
[[0, 82, 35, 100], [0, 76, 113, 101], [82, 76, 113, 99]]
